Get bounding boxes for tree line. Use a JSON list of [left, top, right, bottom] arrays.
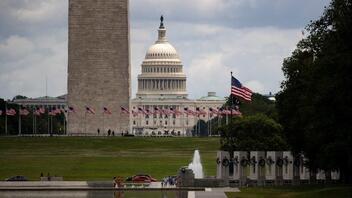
[[218, 0, 352, 183]]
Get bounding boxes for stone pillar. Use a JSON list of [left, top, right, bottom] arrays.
[[216, 151, 230, 185], [249, 151, 265, 186], [274, 151, 284, 185], [299, 154, 310, 183], [316, 169, 326, 182], [266, 151, 278, 185], [292, 154, 301, 185], [331, 170, 340, 181], [283, 151, 294, 184], [233, 151, 248, 186]]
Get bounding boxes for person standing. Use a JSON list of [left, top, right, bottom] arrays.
[[97, 128, 100, 136]]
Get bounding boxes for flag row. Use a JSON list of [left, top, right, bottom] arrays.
[[0, 106, 242, 117]]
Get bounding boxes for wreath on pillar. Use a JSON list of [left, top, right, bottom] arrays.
[[293, 158, 301, 167], [240, 158, 248, 167], [258, 158, 266, 167], [222, 157, 230, 167], [216, 157, 221, 165], [276, 157, 283, 167], [267, 156, 275, 165], [250, 156, 257, 165]]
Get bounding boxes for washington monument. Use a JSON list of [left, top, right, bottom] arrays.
[[67, 0, 130, 134]]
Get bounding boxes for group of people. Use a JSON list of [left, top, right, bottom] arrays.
[[97, 128, 116, 136], [161, 176, 178, 187]]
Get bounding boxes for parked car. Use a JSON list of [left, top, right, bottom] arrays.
[[125, 174, 157, 183], [5, 176, 28, 181]]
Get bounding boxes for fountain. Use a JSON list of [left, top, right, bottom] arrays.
[[188, 150, 204, 178]]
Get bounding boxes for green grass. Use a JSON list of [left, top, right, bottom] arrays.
[[0, 137, 220, 181], [226, 185, 352, 198]]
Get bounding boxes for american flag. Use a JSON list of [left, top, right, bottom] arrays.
[[48, 110, 56, 116], [184, 107, 195, 116], [169, 107, 175, 115], [85, 106, 95, 114], [231, 76, 253, 102], [174, 108, 183, 116], [231, 109, 242, 116], [39, 107, 45, 114], [153, 106, 160, 114], [19, 108, 30, 116], [138, 107, 147, 115], [6, 108, 16, 116], [120, 106, 129, 114], [53, 108, 62, 114], [68, 106, 76, 113], [209, 107, 218, 114], [103, 107, 112, 114], [34, 108, 41, 116]]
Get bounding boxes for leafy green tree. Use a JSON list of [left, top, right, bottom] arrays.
[[276, 0, 352, 183], [220, 114, 287, 153]]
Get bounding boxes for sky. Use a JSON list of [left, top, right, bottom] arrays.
[[0, 0, 330, 100]]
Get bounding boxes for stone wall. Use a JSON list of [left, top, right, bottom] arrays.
[[67, 0, 130, 134]]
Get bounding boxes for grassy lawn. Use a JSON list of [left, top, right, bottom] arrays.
[[0, 136, 220, 181], [226, 185, 352, 198]]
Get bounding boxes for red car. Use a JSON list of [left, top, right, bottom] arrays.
[[126, 175, 157, 183]]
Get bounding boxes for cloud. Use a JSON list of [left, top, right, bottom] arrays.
[[245, 80, 265, 93], [0, 0, 330, 100]]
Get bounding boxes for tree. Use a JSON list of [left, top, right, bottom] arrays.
[[276, 0, 352, 183], [220, 114, 287, 153]]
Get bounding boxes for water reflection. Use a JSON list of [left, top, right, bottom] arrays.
[[0, 190, 189, 198]]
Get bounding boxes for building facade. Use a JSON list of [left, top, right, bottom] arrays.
[[67, 0, 130, 134], [131, 18, 225, 136]]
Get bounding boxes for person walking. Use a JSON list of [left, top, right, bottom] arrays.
[[97, 128, 100, 136]]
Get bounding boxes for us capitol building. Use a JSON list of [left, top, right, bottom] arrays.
[[131, 18, 225, 136]]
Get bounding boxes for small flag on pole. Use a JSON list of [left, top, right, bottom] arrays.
[[120, 106, 129, 114], [68, 106, 75, 113], [6, 108, 16, 116], [85, 106, 95, 114], [34, 108, 41, 116], [103, 107, 112, 114], [53, 108, 62, 114], [19, 108, 30, 116], [39, 107, 45, 114], [48, 110, 56, 116]]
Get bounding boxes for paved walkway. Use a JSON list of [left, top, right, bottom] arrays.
[[188, 187, 240, 198]]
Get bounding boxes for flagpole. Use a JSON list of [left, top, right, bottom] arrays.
[[47, 108, 50, 135], [18, 105, 21, 136], [103, 111, 105, 135], [5, 103, 7, 135], [64, 111, 66, 135], [32, 107, 34, 135]]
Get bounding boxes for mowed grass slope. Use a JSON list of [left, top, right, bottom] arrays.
[[0, 137, 220, 181]]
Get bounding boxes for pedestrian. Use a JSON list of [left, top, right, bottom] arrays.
[[97, 128, 100, 136], [112, 131, 115, 136], [113, 177, 117, 188], [108, 129, 111, 136]]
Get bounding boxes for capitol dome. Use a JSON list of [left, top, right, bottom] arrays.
[[136, 16, 187, 99], [145, 42, 179, 60]]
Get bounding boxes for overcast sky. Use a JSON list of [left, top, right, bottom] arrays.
[[0, 0, 330, 100]]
